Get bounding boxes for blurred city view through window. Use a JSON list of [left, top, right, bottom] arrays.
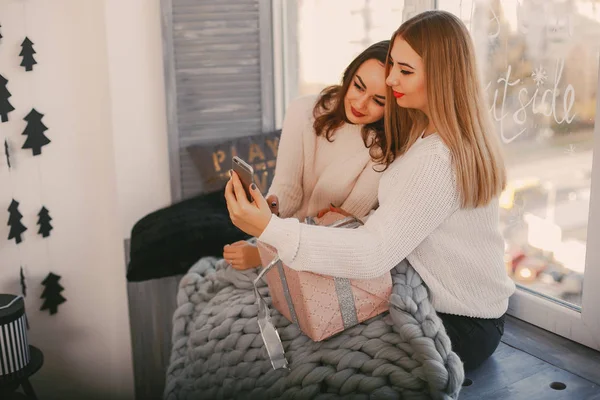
[[294, 0, 599, 308]]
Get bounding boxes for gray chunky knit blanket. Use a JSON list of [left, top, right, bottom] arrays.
[[164, 256, 464, 400]]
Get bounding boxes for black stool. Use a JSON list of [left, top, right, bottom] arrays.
[[0, 345, 43, 400]]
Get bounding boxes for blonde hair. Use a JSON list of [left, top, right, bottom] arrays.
[[382, 10, 506, 208]]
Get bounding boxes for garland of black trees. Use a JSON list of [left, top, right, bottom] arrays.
[[1, 24, 65, 316]]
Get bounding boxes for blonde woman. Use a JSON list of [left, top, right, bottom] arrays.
[[225, 11, 516, 370], [223, 41, 389, 270]]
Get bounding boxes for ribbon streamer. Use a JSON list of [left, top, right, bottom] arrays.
[[254, 256, 289, 370]]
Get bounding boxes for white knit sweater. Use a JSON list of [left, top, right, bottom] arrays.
[[267, 94, 382, 221], [259, 133, 516, 318]]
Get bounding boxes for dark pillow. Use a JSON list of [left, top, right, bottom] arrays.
[[187, 130, 281, 195], [126, 187, 251, 282]]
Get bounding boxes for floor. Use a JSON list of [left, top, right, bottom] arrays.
[[460, 316, 600, 399], [127, 272, 600, 399]]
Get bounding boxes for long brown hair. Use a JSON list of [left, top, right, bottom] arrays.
[[313, 40, 390, 158], [382, 11, 506, 208]]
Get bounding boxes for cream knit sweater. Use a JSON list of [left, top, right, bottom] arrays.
[[260, 133, 516, 318], [267, 94, 382, 221]]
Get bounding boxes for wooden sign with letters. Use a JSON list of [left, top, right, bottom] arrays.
[[187, 130, 281, 195]]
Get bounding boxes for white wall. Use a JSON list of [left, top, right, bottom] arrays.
[[0, 0, 171, 399], [104, 0, 172, 238]]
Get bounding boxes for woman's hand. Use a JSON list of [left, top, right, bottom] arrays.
[[329, 204, 352, 217], [316, 204, 352, 218], [266, 194, 280, 216], [225, 170, 273, 238], [316, 207, 330, 218], [223, 240, 262, 270]]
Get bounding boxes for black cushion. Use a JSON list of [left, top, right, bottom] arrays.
[[126, 187, 251, 282]]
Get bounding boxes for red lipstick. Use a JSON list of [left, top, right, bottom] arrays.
[[393, 91, 404, 99], [351, 106, 365, 118]]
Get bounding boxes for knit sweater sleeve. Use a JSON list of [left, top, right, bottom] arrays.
[[258, 150, 460, 279], [266, 96, 314, 218]]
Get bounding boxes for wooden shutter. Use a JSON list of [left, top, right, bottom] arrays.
[[161, 0, 275, 200]]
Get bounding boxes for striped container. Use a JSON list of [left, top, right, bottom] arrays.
[[0, 294, 30, 376]]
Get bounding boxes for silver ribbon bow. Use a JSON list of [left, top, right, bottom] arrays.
[[254, 215, 364, 370]]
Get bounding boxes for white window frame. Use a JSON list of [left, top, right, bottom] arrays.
[[271, 0, 299, 129], [506, 64, 600, 351], [270, 0, 600, 350]]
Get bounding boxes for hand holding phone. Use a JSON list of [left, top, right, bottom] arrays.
[[232, 156, 255, 202]]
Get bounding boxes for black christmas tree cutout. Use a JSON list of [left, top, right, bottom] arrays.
[[40, 272, 66, 315], [7, 199, 27, 244], [0, 74, 15, 122], [22, 109, 50, 155], [20, 266, 27, 297], [37, 206, 53, 237], [4, 139, 10, 168], [20, 37, 37, 71]]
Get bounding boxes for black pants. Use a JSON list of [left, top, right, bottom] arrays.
[[438, 312, 506, 371]]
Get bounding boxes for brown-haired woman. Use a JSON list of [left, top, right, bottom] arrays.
[[223, 40, 390, 270]]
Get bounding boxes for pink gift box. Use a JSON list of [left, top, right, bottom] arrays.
[[257, 213, 392, 342]]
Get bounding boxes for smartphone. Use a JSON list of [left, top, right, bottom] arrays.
[[232, 156, 255, 202]]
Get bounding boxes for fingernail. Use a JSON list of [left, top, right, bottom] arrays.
[[250, 183, 256, 190], [228, 169, 232, 177]]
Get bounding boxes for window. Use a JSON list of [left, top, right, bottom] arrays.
[[436, 0, 600, 349], [295, 0, 403, 96], [438, 0, 599, 310]]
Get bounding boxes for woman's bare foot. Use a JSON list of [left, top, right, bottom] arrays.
[[223, 240, 263, 270]]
